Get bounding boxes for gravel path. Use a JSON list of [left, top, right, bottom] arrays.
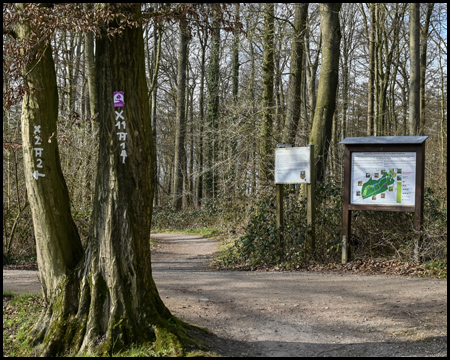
[[3, 233, 447, 357]]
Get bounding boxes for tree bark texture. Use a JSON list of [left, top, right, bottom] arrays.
[[408, 3, 420, 136], [282, 3, 308, 145], [19, 4, 192, 356], [259, 3, 275, 183], [17, 3, 84, 307], [84, 3, 98, 124], [309, 3, 341, 182]]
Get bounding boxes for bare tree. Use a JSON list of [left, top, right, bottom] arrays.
[[409, 3, 420, 135]]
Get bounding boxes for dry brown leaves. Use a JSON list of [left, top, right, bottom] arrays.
[[215, 258, 447, 278]]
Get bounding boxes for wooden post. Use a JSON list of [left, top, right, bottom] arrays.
[[342, 145, 351, 264], [276, 183, 284, 244], [414, 142, 425, 261], [307, 144, 315, 255]]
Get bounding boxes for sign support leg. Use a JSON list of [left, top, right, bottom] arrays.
[[342, 208, 351, 264], [414, 143, 426, 262], [307, 144, 315, 256], [276, 184, 284, 246]]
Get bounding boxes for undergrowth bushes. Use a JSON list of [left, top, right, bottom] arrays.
[[151, 196, 246, 234], [224, 183, 343, 268], [4, 175, 446, 273], [223, 183, 447, 270]]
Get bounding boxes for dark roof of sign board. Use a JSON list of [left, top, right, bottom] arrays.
[[339, 136, 428, 145]]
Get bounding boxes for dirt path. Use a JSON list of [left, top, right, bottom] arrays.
[[3, 233, 447, 357]]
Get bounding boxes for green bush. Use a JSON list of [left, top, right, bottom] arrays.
[[223, 183, 447, 269]]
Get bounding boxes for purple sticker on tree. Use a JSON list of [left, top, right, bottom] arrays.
[[114, 92, 124, 107]]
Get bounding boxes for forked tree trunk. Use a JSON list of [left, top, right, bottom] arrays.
[[19, 4, 194, 356]]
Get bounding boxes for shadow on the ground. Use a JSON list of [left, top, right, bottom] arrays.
[[199, 331, 447, 357]]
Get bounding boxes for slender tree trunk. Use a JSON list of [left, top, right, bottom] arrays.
[[232, 4, 240, 106], [437, 41, 447, 191], [309, 3, 341, 182], [305, 25, 321, 134], [419, 3, 434, 136], [71, 33, 82, 113], [65, 32, 74, 113], [341, 33, 349, 140], [197, 28, 207, 206], [367, 5, 375, 136], [150, 27, 160, 206], [172, 16, 188, 210], [374, 4, 405, 136], [282, 3, 308, 145], [229, 3, 240, 192], [259, 3, 275, 183], [408, 3, 420, 136], [205, 13, 220, 198], [274, 43, 283, 135], [84, 4, 97, 126]]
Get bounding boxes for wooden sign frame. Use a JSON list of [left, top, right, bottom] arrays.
[[339, 136, 428, 263]]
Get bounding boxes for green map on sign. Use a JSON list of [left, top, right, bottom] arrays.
[[361, 169, 396, 199]]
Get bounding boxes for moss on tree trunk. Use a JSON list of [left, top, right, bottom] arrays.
[[17, 4, 200, 356]]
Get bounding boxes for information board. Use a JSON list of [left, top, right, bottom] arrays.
[[275, 147, 311, 184], [350, 152, 416, 206]]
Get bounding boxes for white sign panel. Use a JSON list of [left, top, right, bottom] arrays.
[[275, 147, 311, 184], [351, 152, 416, 206]]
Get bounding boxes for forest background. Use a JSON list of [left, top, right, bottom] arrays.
[[3, 3, 447, 272]]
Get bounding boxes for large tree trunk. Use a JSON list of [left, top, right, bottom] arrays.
[[17, 2, 84, 308], [20, 4, 193, 356], [309, 3, 341, 182], [16, 2, 84, 355]]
